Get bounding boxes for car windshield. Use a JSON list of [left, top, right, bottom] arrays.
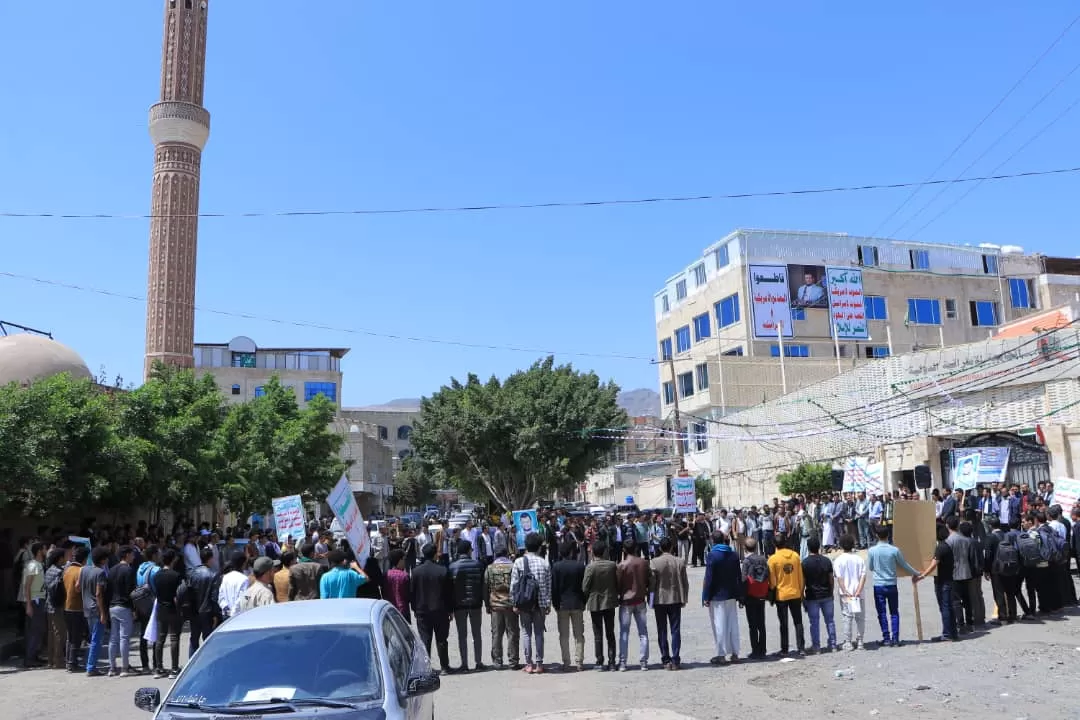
[[166, 625, 381, 707]]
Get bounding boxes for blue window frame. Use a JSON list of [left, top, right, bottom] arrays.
[[677, 372, 694, 398], [674, 325, 691, 353], [715, 293, 740, 329], [1009, 278, 1034, 309], [230, 384, 241, 395], [254, 386, 266, 398], [983, 254, 999, 275], [662, 382, 675, 405], [969, 300, 999, 327], [303, 381, 337, 402], [692, 313, 711, 342], [864, 295, 887, 320], [693, 263, 707, 287], [769, 344, 810, 358], [906, 298, 941, 325], [790, 307, 806, 321], [675, 279, 687, 300], [715, 244, 730, 269], [659, 338, 673, 360], [695, 362, 709, 391], [661, 294, 670, 313], [910, 249, 930, 270], [865, 346, 890, 359]]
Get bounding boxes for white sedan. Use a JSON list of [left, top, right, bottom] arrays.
[[133, 599, 439, 720]]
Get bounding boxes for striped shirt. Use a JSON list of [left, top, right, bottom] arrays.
[[510, 552, 552, 610]]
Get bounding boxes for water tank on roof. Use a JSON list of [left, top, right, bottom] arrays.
[[978, 243, 1000, 249], [1001, 245, 1024, 254]]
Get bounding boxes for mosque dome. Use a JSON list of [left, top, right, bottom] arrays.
[[0, 333, 93, 387]]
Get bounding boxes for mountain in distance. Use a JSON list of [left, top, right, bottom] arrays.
[[617, 388, 661, 418]]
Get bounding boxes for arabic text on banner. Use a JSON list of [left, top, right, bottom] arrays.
[[327, 474, 370, 565], [825, 266, 869, 340], [951, 447, 1010, 490], [1052, 477, 1080, 512], [748, 264, 794, 339], [671, 476, 697, 514], [271, 494, 307, 543]]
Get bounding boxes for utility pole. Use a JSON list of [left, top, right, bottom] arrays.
[[667, 357, 686, 472]]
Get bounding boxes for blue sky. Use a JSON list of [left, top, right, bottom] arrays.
[[2, 2, 1079, 405]]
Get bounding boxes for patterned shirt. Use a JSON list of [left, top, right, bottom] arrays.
[[510, 552, 552, 611], [384, 568, 411, 621]]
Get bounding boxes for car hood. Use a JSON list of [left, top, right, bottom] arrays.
[[158, 706, 387, 720]]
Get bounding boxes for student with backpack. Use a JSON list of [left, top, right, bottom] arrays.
[[740, 538, 770, 659]]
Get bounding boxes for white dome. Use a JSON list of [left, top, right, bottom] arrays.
[[0, 334, 92, 387]]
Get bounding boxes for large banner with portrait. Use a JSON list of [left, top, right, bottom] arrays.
[[950, 447, 1011, 490], [788, 264, 829, 310], [512, 509, 539, 550], [825, 266, 870, 340], [749, 264, 794, 338]]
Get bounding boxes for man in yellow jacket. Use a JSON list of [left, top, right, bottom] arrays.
[[767, 533, 806, 656]]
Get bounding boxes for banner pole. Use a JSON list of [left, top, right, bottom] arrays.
[[912, 582, 924, 642]]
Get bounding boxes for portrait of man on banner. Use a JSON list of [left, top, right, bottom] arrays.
[[790, 264, 828, 308], [512, 509, 538, 550]]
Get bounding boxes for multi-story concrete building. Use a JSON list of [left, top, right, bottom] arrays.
[[604, 415, 675, 465], [193, 335, 346, 408], [339, 404, 421, 468], [654, 229, 1080, 478], [333, 419, 395, 516]]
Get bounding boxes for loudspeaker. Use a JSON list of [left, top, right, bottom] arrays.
[[831, 469, 845, 491], [914, 464, 932, 489]]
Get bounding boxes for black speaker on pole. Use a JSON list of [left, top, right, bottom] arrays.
[[830, 469, 844, 491], [914, 464, 932, 489]]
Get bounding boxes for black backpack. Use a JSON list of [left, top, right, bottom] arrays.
[[512, 558, 539, 612], [1038, 526, 1066, 564], [1017, 533, 1043, 568], [992, 538, 1021, 577], [46, 569, 66, 608]]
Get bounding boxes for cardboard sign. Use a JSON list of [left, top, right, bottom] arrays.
[[891, 500, 937, 578]]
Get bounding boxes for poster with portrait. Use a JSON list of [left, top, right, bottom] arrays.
[[748, 264, 794, 338], [512, 509, 538, 550], [788, 264, 829, 309], [950, 447, 1009, 490]]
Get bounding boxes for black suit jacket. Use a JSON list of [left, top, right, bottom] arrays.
[[410, 560, 453, 614], [941, 496, 958, 519], [551, 559, 587, 611]]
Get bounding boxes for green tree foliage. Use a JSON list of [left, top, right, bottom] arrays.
[[694, 475, 714, 512], [0, 366, 344, 519], [777, 462, 835, 497], [393, 456, 436, 509], [410, 356, 627, 512]]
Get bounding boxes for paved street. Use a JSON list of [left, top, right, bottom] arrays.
[[4, 566, 1079, 720]]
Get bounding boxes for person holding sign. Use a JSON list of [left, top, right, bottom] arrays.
[[866, 525, 922, 646]]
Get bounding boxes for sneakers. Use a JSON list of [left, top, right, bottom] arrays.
[[640, 662, 648, 671], [619, 662, 628, 672]]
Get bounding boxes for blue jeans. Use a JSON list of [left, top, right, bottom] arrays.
[[108, 606, 134, 671], [873, 585, 900, 642], [86, 615, 106, 672], [518, 609, 546, 666], [934, 579, 957, 638], [618, 603, 649, 665], [804, 597, 836, 649]]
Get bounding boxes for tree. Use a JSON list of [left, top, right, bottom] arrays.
[[410, 356, 627, 512], [393, 456, 436, 509], [214, 376, 344, 518], [694, 475, 715, 512], [777, 462, 834, 497]]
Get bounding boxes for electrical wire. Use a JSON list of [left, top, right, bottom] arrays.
[[4, 167, 1080, 220], [867, 10, 1080, 240]]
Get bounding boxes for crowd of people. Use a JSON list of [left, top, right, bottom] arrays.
[[6, 479, 1079, 679]]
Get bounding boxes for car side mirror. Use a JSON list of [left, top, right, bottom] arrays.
[[134, 687, 161, 713], [405, 669, 441, 697]]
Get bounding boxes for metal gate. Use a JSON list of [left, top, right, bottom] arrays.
[[939, 432, 1050, 490]]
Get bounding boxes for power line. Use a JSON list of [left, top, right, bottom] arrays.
[[0, 271, 653, 362], [868, 10, 1080, 240], [4, 166, 1080, 220]]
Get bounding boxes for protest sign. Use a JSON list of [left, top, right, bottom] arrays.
[[327, 474, 369, 565], [271, 494, 307, 543], [671, 476, 698, 514]]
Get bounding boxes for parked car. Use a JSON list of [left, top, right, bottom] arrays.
[[399, 512, 422, 530], [133, 599, 439, 720], [447, 513, 472, 531]]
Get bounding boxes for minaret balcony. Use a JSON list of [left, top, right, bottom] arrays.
[[149, 101, 210, 150]]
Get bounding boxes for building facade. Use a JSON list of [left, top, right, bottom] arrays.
[[654, 229, 1080, 477], [334, 419, 395, 516], [339, 405, 420, 469], [193, 336, 346, 408], [144, 0, 211, 378]]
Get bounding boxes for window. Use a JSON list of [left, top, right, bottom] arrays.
[[662, 382, 675, 405], [790, 307, 806, 321], [661, 294, 670, 313], [714, 293, 740, 329], [377, 425, 389, 441], [1009, 278, 1035, 309], [969, 300, 1000, 327], [715, 244, 730, 269], [695, 362, 709, 391], [231, 351, 256, 368], [692, 313, 711, 342], [691, 422, 708, 452], [659, 338, 673, 360], [945, 298, 957, 319], [769, 344, 810, 358], [254, 386, 265, 398], [906, 298, 941, 325], [398, 449, 413, 460], [674, 325, 691, 353], [722, 346, 744, 356], [858, 245, 879, 267], [304, 381, 337, 402], [677, 372, 694, 398], [675, 279, 687, 300], [982, 254, 999, 275], [693, 263, 707, 287], [230, 384, 241, 395], [909, 249, 930, 270], [864, 295, 887, 320], [833, 344, 849, 358], [865, 346, 890, 358], [397, 425, 412, 441]]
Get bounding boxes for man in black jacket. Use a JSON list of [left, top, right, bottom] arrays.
[[448, 540, 485, 672], [551, 541, 587, 671], [411, 543, 453, 674], [187, 546, 221, 654], [691, 514, 711, 568]]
